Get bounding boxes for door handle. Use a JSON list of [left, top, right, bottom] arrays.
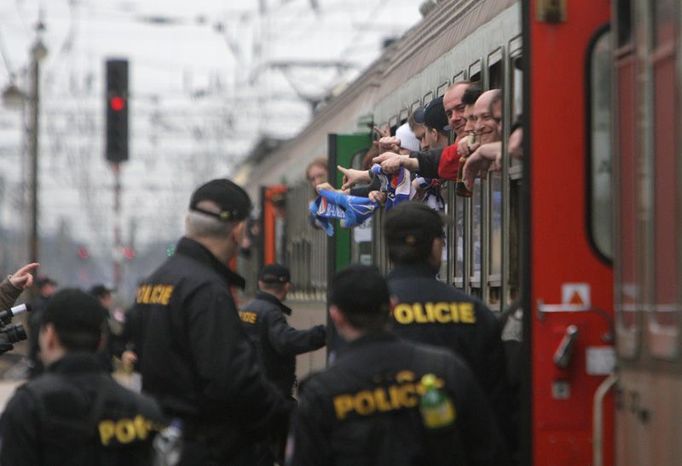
[[553, 325, 579, 369]]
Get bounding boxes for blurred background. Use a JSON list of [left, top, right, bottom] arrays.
[[0, 0, 422, 300]]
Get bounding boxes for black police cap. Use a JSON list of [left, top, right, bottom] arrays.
[[189, 179, 252, 222], [383, 202, 445, 247], [42, 289, 107, 336], [36, 276, 57, 289], [329, 265, 389, 317], [89, 284, 114, 298], [259, 263, 291, 284]]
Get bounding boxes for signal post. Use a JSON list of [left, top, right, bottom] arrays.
[[105, 59, 129, 290]]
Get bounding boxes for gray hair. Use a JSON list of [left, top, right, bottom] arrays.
[[185, 210, 234, 239]]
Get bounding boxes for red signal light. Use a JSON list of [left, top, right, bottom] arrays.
[[77, 246, 89, 260], [122, 246, 135, 261], [110, 96, 125, 112]]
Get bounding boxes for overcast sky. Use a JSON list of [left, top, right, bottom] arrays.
[[0, 0, 422, 279]]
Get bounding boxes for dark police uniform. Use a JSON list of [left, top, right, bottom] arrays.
[[387, 263, 515, 451], [134, 237, 291, 464], [286, 332, 509, 466], [240, 291, 326, 396], [0, 352, 164, 466]]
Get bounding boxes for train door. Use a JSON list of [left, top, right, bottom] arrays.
[[234, 184, 288, 298], [326, 133, 371, 355], [261, 185, 287, 266], [524, 1, 615, 465], [613, 0, 682, 465]]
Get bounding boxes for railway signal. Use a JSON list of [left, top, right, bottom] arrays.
[[105, 59, 129, 163]]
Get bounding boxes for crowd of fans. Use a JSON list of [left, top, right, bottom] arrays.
[[307, 81, 522, 234]]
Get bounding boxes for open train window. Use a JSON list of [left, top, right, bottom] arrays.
[[423, 91, 434, 106], [398, 107, 409, 125], [436, 81, 450, 98], [587, 28, 614, 262], [469, 59, 482, 85], [507, 48, 524, 305], [487, 47, 504, 308], [388, 115, 399, 134], [616, 0, 633, 48], [488, 47, 504, 89], [350, 148, 374, 266]]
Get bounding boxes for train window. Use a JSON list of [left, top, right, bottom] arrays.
[[506, 50, 523, 306], [388, 115, 399, 133], [470, 178, 482, 293], [454, 195, 465, 290], [649, 0, 679, 359], [487, 48, 504, 307], [489, 173, 503, 293], [588, 29, 614, 261], [398, 107, 409, 124], [452, 71, 465, 84], [468, 60, 482, 86], [350, 148, 374, 266], [652, 0, 675, 47], [423, 91, 434, 106], [285, 182, 327, 300], [436, 81, 450, 98], [616, 0, 632, 48], [487, 47, 504, 89], [511, 57, 523, 120], [409, 100, 422, 114], [614, 29, 640, 358]]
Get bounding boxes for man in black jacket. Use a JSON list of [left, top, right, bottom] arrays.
[[240, 263, 326, 397], [133, 179, 292, 465], [0, 289, 165, 466], [383, 201, 516, 454], [286, 265, 508, 466]]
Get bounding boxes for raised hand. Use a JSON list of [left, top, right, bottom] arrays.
[[462, 142, 502, 190], [337, 165, 371, 191], [8, 262, 40, 290]]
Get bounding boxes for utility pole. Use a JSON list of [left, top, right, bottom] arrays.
[[112, 163, 122, 289], [28, 23, 48, 264], [1, 16, 47, 267]]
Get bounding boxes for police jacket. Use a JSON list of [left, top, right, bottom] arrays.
[[286, 332, 509, 466], [0, 352, 164, 466], [133, 237, 292, 460], [240, 291, 326, 396], [0, 276, 22, 310], [387, 263, 515, 450]]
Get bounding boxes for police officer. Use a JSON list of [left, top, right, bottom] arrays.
[[383, 202, 516, 452], [240, 263, 326, 397], [133, 179, 292, 465], [286, 265, 508, 466], [0, 289, 164, 465]]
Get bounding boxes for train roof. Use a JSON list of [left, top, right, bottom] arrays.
[[238, 0, 518, 198]]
